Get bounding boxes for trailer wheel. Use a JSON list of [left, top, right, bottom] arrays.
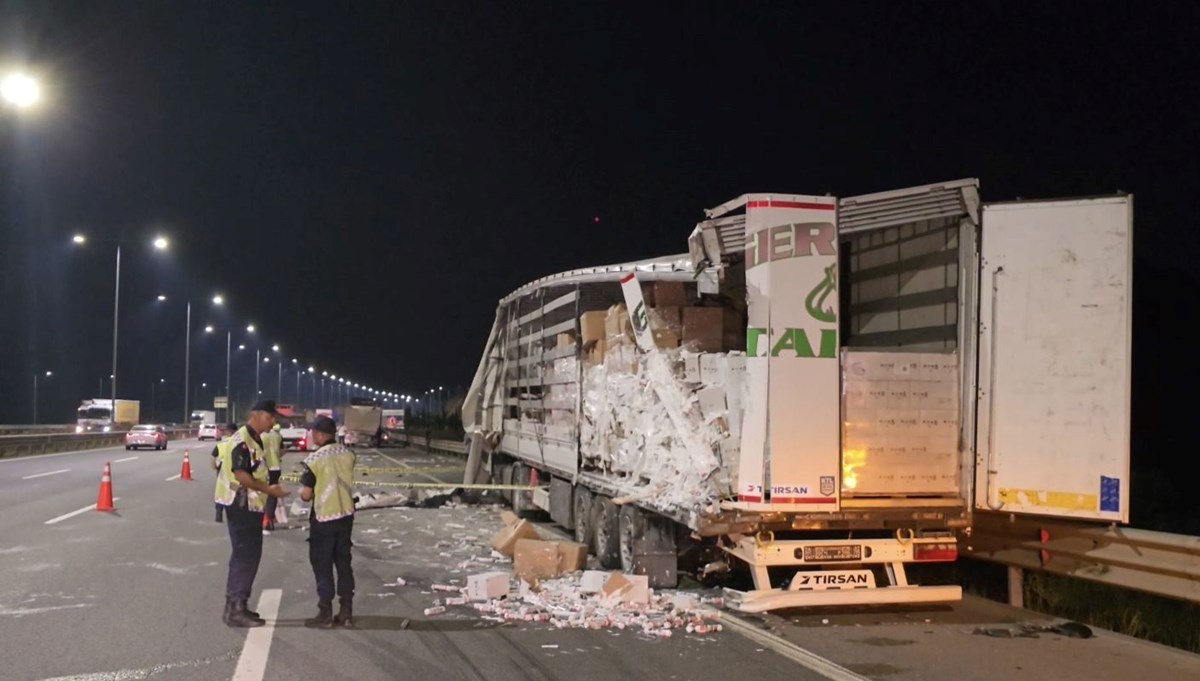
[[591, 496, 621, 569], [573, 486, 594, 546], [499, 463, 514, 505], [510, 463, 537, 518]]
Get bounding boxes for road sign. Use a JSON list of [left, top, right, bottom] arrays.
[[214, 397, 228, 409]]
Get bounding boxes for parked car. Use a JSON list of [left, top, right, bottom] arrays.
[[126, 424, 168, 450], [198, 423, 221, 441]]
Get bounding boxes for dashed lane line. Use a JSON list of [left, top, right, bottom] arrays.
[[165, 473, 182, 481], [231, 588, 281, 681], [21, 469, 70, 480], [113, 456, 139, 463], [44, 498, 122, 525]]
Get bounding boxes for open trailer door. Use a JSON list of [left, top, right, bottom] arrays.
[[976, 195, 1132, 522]]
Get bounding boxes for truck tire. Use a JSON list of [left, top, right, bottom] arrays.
[[591, 496, 621, 569], [511, 463, 536, 518], [499, 463, 514, 505], [573, 486, 595, 546]]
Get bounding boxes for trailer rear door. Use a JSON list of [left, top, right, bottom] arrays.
[[976, 196, 1132, 522]]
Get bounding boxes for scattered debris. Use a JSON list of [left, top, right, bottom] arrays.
[[972, 622, 1094, 639]]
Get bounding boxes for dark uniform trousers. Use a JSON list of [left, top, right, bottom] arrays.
[[264, 471, 282, 522], [309, 515, 355, 605], [225, 503, 264, 601]]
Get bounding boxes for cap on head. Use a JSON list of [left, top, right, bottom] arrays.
[[249, 399, 283, 417], [309, 415, 337, 436]]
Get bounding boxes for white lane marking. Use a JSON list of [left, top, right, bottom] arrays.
[[721, 614, 871, 681], [165, 473, 182, 481], [44, 498, 121, 525], [232, 588, 281, 681], [21, 469, 70, 480], [113, 456, 139, 463]]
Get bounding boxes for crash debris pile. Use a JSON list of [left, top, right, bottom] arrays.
[[576, 282, 747, 516], [406, 511, 726, 638]]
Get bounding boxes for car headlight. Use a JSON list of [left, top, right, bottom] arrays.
[[103, 425, 111, 433], [75, 426, 84, 433]]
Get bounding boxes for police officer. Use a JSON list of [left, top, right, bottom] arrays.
[[214, 401, 289, 628], [261, 423, 284, 532], [211, 422, 238, 523], [300, 416, 357, 628]]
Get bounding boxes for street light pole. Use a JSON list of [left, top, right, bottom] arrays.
[[255, 348, 260, 397], [225, 331, 231, 417], [183, 301, 191, 423], [32, 370, 51, 424], [111, 244, 121, 402]]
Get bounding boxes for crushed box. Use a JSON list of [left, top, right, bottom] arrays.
[[600, 572, 650, 604], [513, 539, 591, 585], [580, 310, 607, 344], [489, 518, 541, 557]]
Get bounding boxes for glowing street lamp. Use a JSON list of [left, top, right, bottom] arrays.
[[1, 72, 40, 108]]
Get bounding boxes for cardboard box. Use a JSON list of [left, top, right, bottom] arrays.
[[584, 338, 607, 366], [557, 332, 576, 349], [605, 304, 632, 342], [489, 518, 540, 557], [699, 354, 724, 385], [498, 510, 518, 527], [684, 353, 703, 383], [580, 311, 607, 344], [557, 540, 588, 572], [653, 281, 689, 307], [580, 570, 610, 593], [648, 306, 681, 349], [466, 572, 510, 601], [682, 307, 724, 352], [696, 385, 727, 421], [514, 539, 561, 584], [600, 572, 650, 604], [513, 539, 590, 584]]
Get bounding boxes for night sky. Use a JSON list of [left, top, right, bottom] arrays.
[[1, 2, 1198, 514]]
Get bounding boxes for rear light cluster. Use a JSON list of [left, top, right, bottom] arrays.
[[913, 542, 958, 562], [298, 439, 307, 450]]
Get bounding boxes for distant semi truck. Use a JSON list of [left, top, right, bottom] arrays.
[[76, 398, 140, 433]]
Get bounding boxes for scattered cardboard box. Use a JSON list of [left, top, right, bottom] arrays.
[[579, 570, 610, 593], [556, 332, 576, 349], [490, 518, 541, 557], [499, 510, 518, 527], [557, 541, 588, 572], [466, 572, 511, 601], [600, 572, 650, 604], [514, 539, 561, 584], [513, 538, 591, 585]]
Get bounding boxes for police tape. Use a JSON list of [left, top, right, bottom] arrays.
[[352, 466, 465, 475], [279, 474, 538, 491]]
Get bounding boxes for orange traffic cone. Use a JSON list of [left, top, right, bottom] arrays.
[[180, 450, 193, 481], [96, 462, 115, 512]]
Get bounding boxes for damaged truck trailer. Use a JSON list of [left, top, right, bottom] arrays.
[[462, 179, 1133, 612]]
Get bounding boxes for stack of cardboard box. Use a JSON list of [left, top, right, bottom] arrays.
[[842, 351, 960, 496]]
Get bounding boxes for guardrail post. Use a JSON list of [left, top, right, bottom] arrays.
[[1007, 566, 1024, 608]]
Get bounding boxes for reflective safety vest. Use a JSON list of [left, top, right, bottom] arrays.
[[304, 444, 356, 522], [213, 426, 270, 511], [262, 430, 282, 472]]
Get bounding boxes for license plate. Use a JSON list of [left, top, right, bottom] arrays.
[[798, 544, 862, 562]]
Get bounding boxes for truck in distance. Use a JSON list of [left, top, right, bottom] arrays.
[[76, 398, 140, 433]]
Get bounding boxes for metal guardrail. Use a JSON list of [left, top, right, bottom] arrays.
[[0, 424, 76, 436], [0, 426, 199, 459], [965, 511, 1200, 604]]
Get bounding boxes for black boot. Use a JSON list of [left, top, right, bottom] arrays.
[[334, 599, 353, 628], [215, 506, 224, 523], [237, 599, 262, 621], [224, 600, 264, 628], [305, 603, 334, 629]]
